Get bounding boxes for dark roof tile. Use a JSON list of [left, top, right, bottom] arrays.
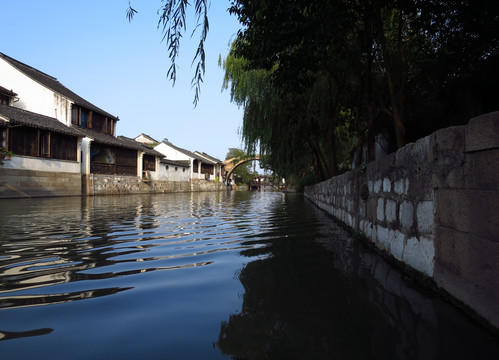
[[0, 103, 82, 137], [160, 158, 190, 167], [118, 136, 165, 157], [0, 53, 118, 120], [73, 126, 141, 150]]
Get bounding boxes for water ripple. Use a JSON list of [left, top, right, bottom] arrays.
[[0, 192, 284, 309]]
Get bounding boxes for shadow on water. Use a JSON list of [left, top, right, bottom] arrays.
[[215, 195, 499, 359]]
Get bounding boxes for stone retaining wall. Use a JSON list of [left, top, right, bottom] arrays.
[[0, 168, 81, 198], [304, 111, 499, 330], [84, 174, 223, 196], [190, 178, 225, 192]]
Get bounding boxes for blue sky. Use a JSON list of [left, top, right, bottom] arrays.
[[1, 0, 244, 161]]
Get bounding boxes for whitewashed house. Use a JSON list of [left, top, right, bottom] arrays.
[[0, 52, 162, 197], [135, 134, 208, 181], [193, 151, 224, 182]]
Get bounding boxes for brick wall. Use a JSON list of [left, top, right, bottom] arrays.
[[304, 111, 499, 330]]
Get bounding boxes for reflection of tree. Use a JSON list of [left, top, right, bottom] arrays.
[[217, 232, 393, 359], [216, 201, 499, 359]]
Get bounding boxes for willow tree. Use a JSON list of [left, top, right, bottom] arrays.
[[128, 0, 499, 164], [127, 0, 209, 106], [222, 42, 358, 182]]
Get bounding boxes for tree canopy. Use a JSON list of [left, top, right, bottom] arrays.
[[129, 0, 499, 183]]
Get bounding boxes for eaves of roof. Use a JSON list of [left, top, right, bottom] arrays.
[[161, 141, 206, 161], [118, 136, 165, 157], [160, 158, 191, 167], [0, 52, 118, 121], [73, 126, 143, 150], [135, 133, 159, 144], [194, 151, 222, 164], [0, 86, 17, 97], [0, 104, 82, 138]]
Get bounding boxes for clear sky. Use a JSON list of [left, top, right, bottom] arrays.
[[1, 0, 244, 161]]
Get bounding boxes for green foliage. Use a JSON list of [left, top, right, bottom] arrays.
[[223, 0, 498, 181], [132, 0, 498, 181], [128, 0, 209, 106], [0, 147, 13, 165]]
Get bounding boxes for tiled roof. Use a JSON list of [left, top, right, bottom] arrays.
[[0, 53, 118, 121], [0, 103, 82, 137], [118, 136, 165, 157], [0, 86, 17, 97], [160, 158, 191, 167], [194, 151, 222, 164], [162, 141, 206, 161], [135, 133, 159, 144], [73, 126, 142, 150]]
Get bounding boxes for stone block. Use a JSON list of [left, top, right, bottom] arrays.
[[416, 201, 435, 234], [389, 229, 405, 261], [428, 126, 466, 189], [466, 111, 499, 152], [377, 197, 385, 222], [394, 178, 407, 194], [435, 226, 499, 296], [434, 262, 499, 330], [366, 197, 377, 220], [403, 236, 435, 277], [383, 178, 391, 192], [463, 149, 499, 191], [386, 199, 397, 223], [436, 188, 498, 241], [377, 225, 390, 250], [400, 200, 414, 230]]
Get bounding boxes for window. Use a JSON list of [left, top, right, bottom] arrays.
[[71, 106, 80, 125], [41, 132, 50, 157], [51, 133, 77, 161], [106, 119, 113, 135], [143, 155, 156, 171], [201, 163, 213, 175], [7, 127, 77, 161], [9, 127, 39, 156], [92, 113, 106, 133], [90, 143, 137, 176], [81, 109, 89, 128]]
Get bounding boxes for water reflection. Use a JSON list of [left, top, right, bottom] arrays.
[[216, 198, 499, 359], [0, 328, 53, 341], [0, 192, 498, 359], [0, 193, 248, 309]]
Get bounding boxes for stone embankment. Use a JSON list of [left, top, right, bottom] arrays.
[[304, 111, 499, 331], [83, 175, 224, 196]]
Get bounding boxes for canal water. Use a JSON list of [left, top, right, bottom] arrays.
[[0, 191, 498, 359]]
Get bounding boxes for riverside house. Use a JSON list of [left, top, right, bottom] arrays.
[[0, 52, 164, 198], [135, 134, 225, 190]]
